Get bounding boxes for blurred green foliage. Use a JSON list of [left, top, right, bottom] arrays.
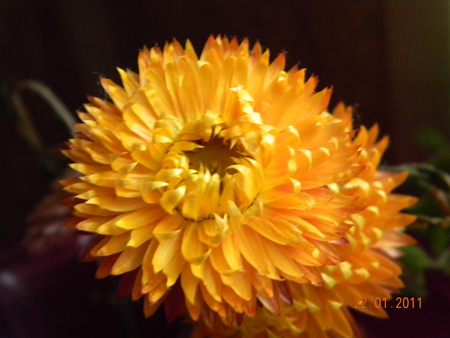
[[390, 127, 450, 297]]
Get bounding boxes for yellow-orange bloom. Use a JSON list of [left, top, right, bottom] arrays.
[[61, 36, 365, 323], [192, 105, 417, 337]]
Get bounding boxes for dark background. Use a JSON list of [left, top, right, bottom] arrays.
[[1, 1, 449, 337]]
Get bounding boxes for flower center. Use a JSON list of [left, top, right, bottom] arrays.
[[186, 138, 240, 177], [158, 137, 262, 222]]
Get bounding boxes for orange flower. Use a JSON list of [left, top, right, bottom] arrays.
[[61, 36, 366, 324], [192, 105, 417, 337]]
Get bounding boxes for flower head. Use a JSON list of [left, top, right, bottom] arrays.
[[62, 36, 370, 323]]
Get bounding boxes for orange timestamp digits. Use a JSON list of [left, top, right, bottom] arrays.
[[354, 297, 422, 309]]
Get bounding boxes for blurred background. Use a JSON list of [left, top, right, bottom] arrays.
[[1, 1, 450, 337]]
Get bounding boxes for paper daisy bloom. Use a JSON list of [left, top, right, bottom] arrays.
[[192, 105, 417, 337], [61, 36, 366, 324]]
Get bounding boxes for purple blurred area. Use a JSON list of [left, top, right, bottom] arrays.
[[1, 1, 449, 337]]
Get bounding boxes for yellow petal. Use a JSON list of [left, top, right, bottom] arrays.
[[182, 222, 211, 264], [152, 231, 182, 272], [112, 242, 148, 275], [116, 205, 166, 230]]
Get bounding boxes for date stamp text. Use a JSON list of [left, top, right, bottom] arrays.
[[354, 297, 422, 309]]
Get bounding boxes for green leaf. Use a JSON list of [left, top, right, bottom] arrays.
[[400, 246, 431, 272], [416, 127, 447, 150], [429, 227, 450, 255]]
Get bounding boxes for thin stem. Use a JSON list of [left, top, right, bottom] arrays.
[[11, 80, 77, 153]]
